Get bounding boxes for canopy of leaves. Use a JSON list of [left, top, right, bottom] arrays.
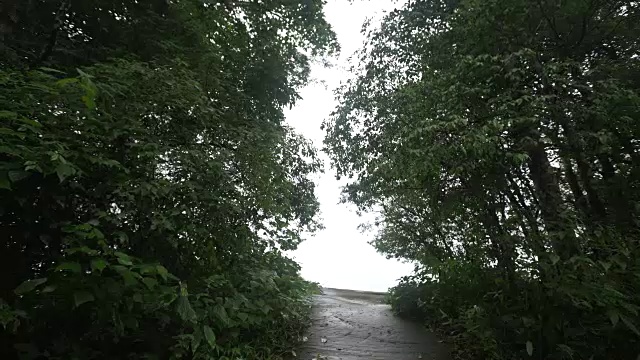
[[325, 0, 640, 359], [0, 0, 335, 358]]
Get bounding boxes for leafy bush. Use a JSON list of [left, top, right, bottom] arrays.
[[1, 0, 336, 358], [325, 0, 640, 359], [389, 250, 640, 359]]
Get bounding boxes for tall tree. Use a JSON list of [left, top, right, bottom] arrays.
[[1, 0, 336, 358], [325, 0, 640, 358]]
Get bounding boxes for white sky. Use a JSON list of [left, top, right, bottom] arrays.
[[285, 0, 413, 292]]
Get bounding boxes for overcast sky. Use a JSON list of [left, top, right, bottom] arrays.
[[284, 0, 412, 292]]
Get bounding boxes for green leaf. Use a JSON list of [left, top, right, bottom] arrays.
[[8, 170, 29, 182], [121, 270, 138, 286], [203, 325, 216, 348], [14, 278, 47, 295], [76, 68, 93, 79], [55, 78, 79, 87], [55, 163, 76, 182], [621, 315, 640, 337], [179, 283, 189, 297], [612, 256, 628, 270], [41, 285, 57, 293], [91, 258, 108, 272], [114, 251, 133, 266], [112, 265, 138, 286], [549, 254, 560, 265], [142, 277, 158, 290], [599, 261, 612, 272], [67, 246, 98, 255], [56, 262, 81, 273], [237, 312, 248, 322], [514, 153, 529, 163], [191, 330, 202, 353], [526, 341, 533, 356], [557, 344, 574, 356], [156, 265, 169, 281], [0, 173, 11, 190], [176, 295, 197, 323], [17, 117, 42, 128], [607, 309, 620, 327], [39, 67, 65, 74], [621, 302, 639, 316], [0, 110, 17, 119], [213, 304, 230, 326], [82, 94, 96, 110], [74, 291, 95, 307], [89, 228, 104, 240]]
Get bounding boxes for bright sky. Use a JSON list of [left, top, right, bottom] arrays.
[[285, 0, 413, 292]]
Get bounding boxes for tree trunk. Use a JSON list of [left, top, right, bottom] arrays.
[[527, 140, 579, 258]]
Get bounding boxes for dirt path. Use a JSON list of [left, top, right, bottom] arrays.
[[297, 288, 449, 360]]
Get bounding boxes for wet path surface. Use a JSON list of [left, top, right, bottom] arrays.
[[297, 288, 449, 360]]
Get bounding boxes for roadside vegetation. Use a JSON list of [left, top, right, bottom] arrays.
[[0, 1, 335, 359], [325, 0, 640, 359]]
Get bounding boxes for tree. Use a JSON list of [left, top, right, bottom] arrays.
[[325, 0, 640, 358], [1, 0, 336, 358]]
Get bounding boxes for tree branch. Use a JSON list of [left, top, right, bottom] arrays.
[[32, 0, 66, 67]]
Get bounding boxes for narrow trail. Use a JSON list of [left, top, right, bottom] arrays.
[[297, 288, 449, 360]]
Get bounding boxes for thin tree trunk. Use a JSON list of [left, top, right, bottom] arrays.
[[527, 140, 579, 258]]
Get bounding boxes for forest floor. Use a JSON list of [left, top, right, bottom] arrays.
[[297, 288, 449, 360]]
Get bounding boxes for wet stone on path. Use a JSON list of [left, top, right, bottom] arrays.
[[297, 288, 449, 360]]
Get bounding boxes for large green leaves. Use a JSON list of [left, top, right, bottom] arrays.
[[0, 0, 334, 358], [203, 325, 216, 349], [176, 295, 197, 323], [73, 291, 95, 307], [326, 0, 640, 359], [14, 278, 47, 295]]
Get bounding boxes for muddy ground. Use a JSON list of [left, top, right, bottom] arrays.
[[297, 288, 449, 360]]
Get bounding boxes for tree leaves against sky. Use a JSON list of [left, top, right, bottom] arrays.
[[1, 0, 335, 358], [325, 0, 640, 359]]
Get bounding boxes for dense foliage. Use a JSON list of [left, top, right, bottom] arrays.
[[325, 0, 640, 358], [0, 0, 335, 359]]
